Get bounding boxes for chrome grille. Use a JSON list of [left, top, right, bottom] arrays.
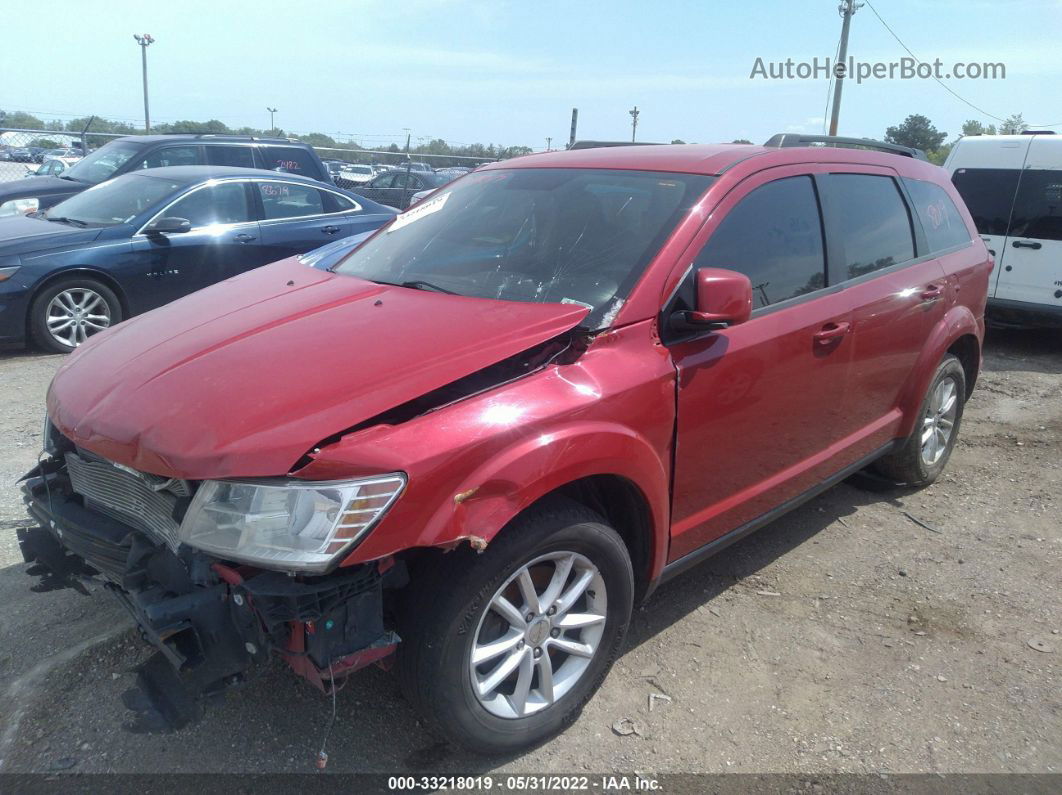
[[65, 452, 182, 550]]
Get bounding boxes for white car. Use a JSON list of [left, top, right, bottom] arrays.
[[335, 164, 376, 185], [27, 153, 82, 178], [945, 132, 1062, 327]]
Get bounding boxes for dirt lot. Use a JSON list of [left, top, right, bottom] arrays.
[[0, 329, 1058, 776]]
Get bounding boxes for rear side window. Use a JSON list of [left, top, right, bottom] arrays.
[[823, 174, 914, 280], [694, 176, 826, 309], [167, 182, 253, 227], [260, 146, 320, 178], [951, 168, 1021, 236], [140, 145, 199, 169], [258, 181, 325, 219], [902, 178, 972, 252], [1009, 170, 1062, 242], [205, 145, 254, 168]]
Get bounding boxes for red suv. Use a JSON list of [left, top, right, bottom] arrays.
[[20, 138, 991, 752]]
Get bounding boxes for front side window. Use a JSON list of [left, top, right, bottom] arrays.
[[334, 168, 712, 328], [140, 146, 200, 169], [258, 181, 325, 219], [694, 176, 826, 310], [44, 174, 185, 226], [1008, 170, 1062, 242], [166, 181, 253, 228], [823, 173, 915, 280], [903, 178, 973, 252], [950, 168, 1021, 236], [62, 141, 142, 184]]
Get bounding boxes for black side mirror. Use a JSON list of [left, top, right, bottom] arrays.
[[147, 216, 192, 234]]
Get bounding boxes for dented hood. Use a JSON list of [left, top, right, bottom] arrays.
[[48, 258, 588, 479]]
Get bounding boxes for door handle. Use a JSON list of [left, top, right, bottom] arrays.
[[920, 284, 945, 301], [321, 225, 341, 235], [1012, 240, 1042, 249], [234, 233, 256, 243], [813, 321, 850, 344]]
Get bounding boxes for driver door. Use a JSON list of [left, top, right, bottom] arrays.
[[130, 180, 262, 310]]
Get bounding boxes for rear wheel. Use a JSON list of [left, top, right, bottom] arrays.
[[30, 277, 122, 354], [396, 498, 633, 753], [873, 354, 966, 486]]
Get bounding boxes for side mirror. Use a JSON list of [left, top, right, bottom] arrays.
[[147, 216, 192, 234], [673, 267, 753, 330]]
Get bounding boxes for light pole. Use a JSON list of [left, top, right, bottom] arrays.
[[545, 137, 552, 151], [133, 33, 155, 133], [629, 106, 640, 142], [267, 107, 278, 134]]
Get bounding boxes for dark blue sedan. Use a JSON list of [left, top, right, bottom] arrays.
[[0, 166, 395, 352]]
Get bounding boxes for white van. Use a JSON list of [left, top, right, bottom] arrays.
[[944, 133, 1062, 326]]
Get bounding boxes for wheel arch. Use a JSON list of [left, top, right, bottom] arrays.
[[946, 333, 981, 401], [26, 267, 130, 336]]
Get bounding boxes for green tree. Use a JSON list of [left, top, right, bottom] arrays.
[[961, 120, 997, 137], [884, 114, 947, 153], [1000, 113, 1027, 134], [671, 138, 687, 144], [297, 132, 337, 147], [0, 110, 45, 130], [731, 138, 753, 144]]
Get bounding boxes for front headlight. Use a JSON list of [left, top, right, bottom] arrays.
[[0, 198, 39, 217], [179, 474, 406, 573]]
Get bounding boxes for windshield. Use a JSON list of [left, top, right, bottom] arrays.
[[63, 141, 141, 184], [44, 173, 185, 226], [334, 168, 712, 327]]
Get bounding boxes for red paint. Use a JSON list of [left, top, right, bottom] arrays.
[[46, 143, 989, 590]]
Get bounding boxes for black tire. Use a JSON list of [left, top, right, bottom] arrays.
[[396, 497, 634, 754], [872, 353, 966, 487], [29, 277, 123, 354]]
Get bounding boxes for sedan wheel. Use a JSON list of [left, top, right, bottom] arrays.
[[46, 287, 113, 348]]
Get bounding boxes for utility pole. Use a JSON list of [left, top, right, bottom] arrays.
[[133, 33, 155, 133], [267, 107, 278, 134], [545, 136, 552, 151], [828, 1, 862, 136], [629, 106, 640, 142], [569, 108, 578, 148]]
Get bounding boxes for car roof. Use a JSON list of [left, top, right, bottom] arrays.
[[113, 134, 307, 146], [128, 165, 325, 184], [480, 142, 940, 177]]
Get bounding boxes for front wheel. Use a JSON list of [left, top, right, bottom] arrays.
[[396, 498, 634, 753], [873, 353, 966, 486], [29, 277, 122, 354]]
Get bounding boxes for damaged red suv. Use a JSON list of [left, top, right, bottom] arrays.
[[20, 137, 991, 753]]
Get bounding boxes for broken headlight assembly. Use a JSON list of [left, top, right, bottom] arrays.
[[179, 475, 406, 573]]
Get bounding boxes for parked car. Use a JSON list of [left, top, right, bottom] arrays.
[[351, 169, 449, 209], [9, 147, 33, 163], [333, 163, 377, 188], [403, 161, 434, 172], [944, 132, 1062, 327], [0, 165, 394, 352], [25, 158, 75, 178], [0, 134, 335, 218], [17, 139, 990, 753]]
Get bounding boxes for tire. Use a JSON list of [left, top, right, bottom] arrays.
[[872, 353, 966, 487], [396, 497, 634, 754], [29, 277, 123, 354]]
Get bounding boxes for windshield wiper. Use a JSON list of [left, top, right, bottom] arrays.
[[45, 216, 88, 228], [400, 280, 456, 294]]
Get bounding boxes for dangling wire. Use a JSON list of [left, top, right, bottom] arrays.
[[316, 661, 339, 770]]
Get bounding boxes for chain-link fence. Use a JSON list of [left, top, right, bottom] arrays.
[[0, 128, 495, 209]]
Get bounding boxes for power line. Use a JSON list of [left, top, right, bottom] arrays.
[[862, 0, 1062, 128]]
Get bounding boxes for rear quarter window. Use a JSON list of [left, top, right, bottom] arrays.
[[950, 168, 1021, 236], [260, 146, 322, 179], [902, 178, 973, 252]]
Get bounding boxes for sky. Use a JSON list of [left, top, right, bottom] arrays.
[[4, 0, 1061, 151]]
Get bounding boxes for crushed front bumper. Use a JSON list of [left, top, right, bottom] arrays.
[[19, 465, 402, 728]]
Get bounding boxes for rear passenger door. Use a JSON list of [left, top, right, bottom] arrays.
[[254, 180, 357, 263], [818, 169, 947, 453], [668, 170, 854, 559]]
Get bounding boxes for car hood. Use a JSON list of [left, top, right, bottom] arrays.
[[0, 175, 84, 201], [0, 214, 103, 254], [47, 258, 589, 480]]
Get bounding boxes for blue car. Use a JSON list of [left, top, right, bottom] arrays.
[[0, 166, 395, 352]]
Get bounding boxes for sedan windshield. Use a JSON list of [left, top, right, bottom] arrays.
[[334, 168, 712, 327], [62, 141, 141, 184], [44, 174, 185, 227]]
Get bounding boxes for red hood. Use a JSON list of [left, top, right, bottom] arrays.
[[47, 258, 588, 479]]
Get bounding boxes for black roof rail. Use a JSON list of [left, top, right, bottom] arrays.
[[1021, 130, 1056, 135], [568, 140, 663, 150], [763, 133, 928, 161], [158, 132, 296, 143]]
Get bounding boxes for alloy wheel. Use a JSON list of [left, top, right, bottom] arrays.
[[920, 375, 959, 466], [470, 551, 607, 719], [46, 288, 112, 348]]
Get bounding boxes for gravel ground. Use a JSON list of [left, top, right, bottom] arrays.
[[0, 328, 1058, 775]]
